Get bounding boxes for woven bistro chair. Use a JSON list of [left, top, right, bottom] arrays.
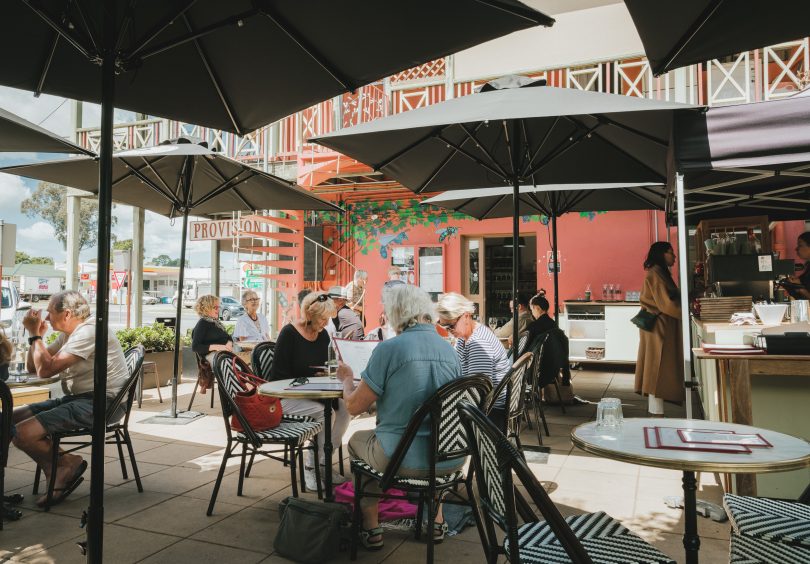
[[33, 345, 146, 510], [207, 351, 323, 515], [348, 375, 492, 564]]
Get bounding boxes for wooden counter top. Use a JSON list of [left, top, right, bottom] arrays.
[[693, 348, 810, 362]]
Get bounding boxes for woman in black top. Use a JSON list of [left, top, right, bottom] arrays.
[[270, 291, 351, 485], [786, 232, 810, 300], [521, 290, 555, 356], [191, 295, 233, 362]]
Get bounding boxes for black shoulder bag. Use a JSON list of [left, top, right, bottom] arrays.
[[630, 309, 659, 332]]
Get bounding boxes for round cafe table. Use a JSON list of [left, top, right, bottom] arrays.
[[5, 374, 61, 388], [258, 376, 343, 502], [571, 418, 810, 564]]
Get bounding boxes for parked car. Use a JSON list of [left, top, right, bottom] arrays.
[[1, 281, 31, 339], [219, 296, 244, 321], [141, 291, 160, 305]]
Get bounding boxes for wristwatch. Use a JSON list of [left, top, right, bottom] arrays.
[[28, 335, 43, 345]]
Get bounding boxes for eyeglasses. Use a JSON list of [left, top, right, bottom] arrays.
[[439, 314, 465, 332], [290, 377, 309, 387], [315, 294, 329, 302], [246, 298, 260, 303]]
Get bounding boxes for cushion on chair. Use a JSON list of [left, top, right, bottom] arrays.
[[730, 531, 810, 564], [505, 511, 675, 564], [350, 459, 464, 489], [724, 493, 810, 547], [236, 418, 321, 444]]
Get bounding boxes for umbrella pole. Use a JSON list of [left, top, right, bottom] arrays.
[[510, 122, 520, 355], [551, 213, 560, 322], [170, 210, 189, 418], [87, 4, 116, 561]]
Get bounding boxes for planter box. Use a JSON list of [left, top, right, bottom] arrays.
[[142, 350, 182, 388]]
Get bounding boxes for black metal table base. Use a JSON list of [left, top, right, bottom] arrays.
[[322, 400, 334, 503], [682, 470, 700, 564]]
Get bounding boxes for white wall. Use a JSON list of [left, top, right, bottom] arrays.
[[454, 2, 644, 82]]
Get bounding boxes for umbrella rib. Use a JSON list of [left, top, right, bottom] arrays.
[[472, 0, 555, 25], [182, 14, 242, 134], [524, 121, 601, 178], [126, 0, 200, 59], [521, 116, 560, 177], [71, 0, 101, 55], [35, 26, 60, 97], [430, 133, 508, 187], [657, 0, 725, 75], [619, 187, 661, 209], [459, 123, 510, 179], [138, 157, 177, 198], [373, 125, 449, 170], [527, 193, 552, 216], [481, 194, 509, 219], [120, 157, 180, 204], [191, 171, 253, 209], [588, 115, 669, 147], [258, 7, 354, 92], [133, 9, 259, 62], [229, 184, 258, 211], [22, 0, 94, 59]]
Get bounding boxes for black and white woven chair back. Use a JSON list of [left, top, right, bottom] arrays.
[[124, 345, 146, 379], [469, 410, 510, 528], [507, 352, 532, 420], [528, 333, 549, 389], [251, 341, 275, 380], [436, 375, 492, 460], [214, 352, 251, 398]]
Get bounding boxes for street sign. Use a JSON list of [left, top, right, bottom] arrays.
[[112, 271, 127, 290]]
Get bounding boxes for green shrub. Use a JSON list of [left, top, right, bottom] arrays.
[[46, 332, 60, 345], [116, 322, 188, 352]]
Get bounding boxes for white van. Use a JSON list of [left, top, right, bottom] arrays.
[[1, 280, 30, 340]]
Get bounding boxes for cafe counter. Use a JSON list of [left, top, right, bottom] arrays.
[[691, 318, 810, 498]]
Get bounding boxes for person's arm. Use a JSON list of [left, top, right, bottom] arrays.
[[232, 316, 249, 341], [494, 318, 513, 338], [270, 325, 295, 381], [27, 338, 82, 378], [651, 271, 681, 319], [336, 362, 378, 415]]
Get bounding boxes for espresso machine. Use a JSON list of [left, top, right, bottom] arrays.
[[707, 254, 795, 301]]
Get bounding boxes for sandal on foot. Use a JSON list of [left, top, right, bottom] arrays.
[[433, 521, 448, 543], [39, 460, 87, 508], [359, 526, 384, 550]]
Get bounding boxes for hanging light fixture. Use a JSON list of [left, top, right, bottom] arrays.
[[503, 236, 526, 247]]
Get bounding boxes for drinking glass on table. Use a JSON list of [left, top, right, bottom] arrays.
[[596, 398, 623, 429], [488, 317, 498, 331], [602, 283, 609, 301]]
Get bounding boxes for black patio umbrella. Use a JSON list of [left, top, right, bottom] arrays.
[[624, 0, 810, 75], [672, 88, 810, 220], [1, 138, 340, 419], [0, 3, 552, 558], [0, 106, 92, 154], [422, 182, 667, 317], [313, 76, 692, 350]]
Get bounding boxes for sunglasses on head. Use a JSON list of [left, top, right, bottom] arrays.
[[315, 293, 329, 302]]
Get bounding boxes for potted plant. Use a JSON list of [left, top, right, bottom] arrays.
[[116, 322, 188, 388]]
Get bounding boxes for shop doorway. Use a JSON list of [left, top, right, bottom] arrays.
[[462, 235, 537, 324]]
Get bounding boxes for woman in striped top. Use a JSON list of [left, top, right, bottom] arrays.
[[437, 293, 511, 431]]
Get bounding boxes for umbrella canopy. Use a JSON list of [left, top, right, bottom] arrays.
[[0, 106, 91, 154], [422, 182, 667, 219], [0, 139, 340, 216], [0, 1, 553, 135], [1, 138, 339, 417], [624, 0, 810, 76], [671, 89, 810, 220], [314, 77, 692, 344]]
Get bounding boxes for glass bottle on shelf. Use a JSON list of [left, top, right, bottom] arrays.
[[584, 284, 591, 301]]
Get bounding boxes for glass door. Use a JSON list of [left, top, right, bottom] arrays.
[[462, 237, 484, 320]]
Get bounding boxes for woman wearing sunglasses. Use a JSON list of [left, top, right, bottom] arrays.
[[271, 291, 351, 487], [436, 292, 510, 431]]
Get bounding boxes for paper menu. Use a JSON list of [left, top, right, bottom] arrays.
[[677, 429, 772, 447], [643, 427, 752, 454], [332, 338, 380, 379]]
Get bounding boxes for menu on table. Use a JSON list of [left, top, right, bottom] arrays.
[[644, 426, 774, 454]]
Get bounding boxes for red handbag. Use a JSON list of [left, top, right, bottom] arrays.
[[229, 357, 282, 432]]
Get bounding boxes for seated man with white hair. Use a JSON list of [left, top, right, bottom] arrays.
[[336, 284, 463, 549], [12, 290, 130, 506]]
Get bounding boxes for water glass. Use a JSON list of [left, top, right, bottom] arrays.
[[596, 398, 623, 429], [488, 317, 498, 331]]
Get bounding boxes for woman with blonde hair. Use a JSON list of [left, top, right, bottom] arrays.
[[271, 291, 351, 486], [191, 295, 233, 395]]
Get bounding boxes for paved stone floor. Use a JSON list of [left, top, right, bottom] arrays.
[[1, 368, 732, 563]]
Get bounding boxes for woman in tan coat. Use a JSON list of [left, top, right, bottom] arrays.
[[635, 242, 684, 415]]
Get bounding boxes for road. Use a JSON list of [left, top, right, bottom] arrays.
[[28, 302, 216, 331]]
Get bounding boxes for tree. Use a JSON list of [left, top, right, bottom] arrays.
[[20, 181, 117, 250], [151, 254, 186, 267], [15, 251, 54, 265], [113, 239, 133, 251]]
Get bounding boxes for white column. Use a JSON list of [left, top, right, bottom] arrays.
[[210, 240, 220, 295], [65, 191, 82, 291], [132, 207, 145, 326]]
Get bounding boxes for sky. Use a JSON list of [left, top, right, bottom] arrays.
[[0, 85, 216, 268]]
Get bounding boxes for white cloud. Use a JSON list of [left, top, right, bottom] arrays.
[[18, 221, 56, 241], [0, 172, 32, 209]]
